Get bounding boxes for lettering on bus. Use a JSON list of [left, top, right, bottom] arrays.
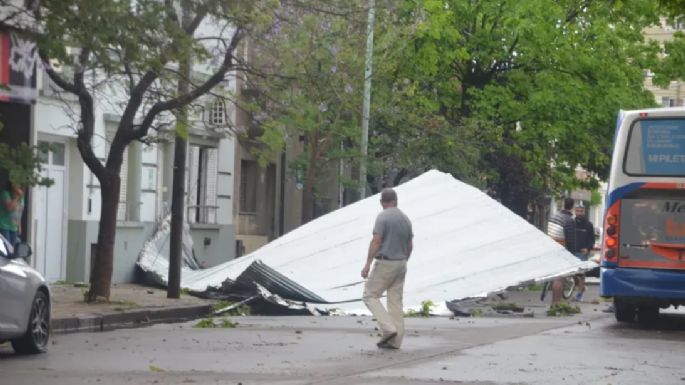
[[664, 201, 685, 213], [666, 218, 685, 238], [663, 202, 685, 240], [647, 154, 685, 163]]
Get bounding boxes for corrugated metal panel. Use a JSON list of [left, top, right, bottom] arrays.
[[232, 261, 327, 303], [138, 170, 595, 314]]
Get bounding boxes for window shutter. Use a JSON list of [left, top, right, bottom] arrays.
[[204, 148, 218, 223], [186, 145, 199, 223]]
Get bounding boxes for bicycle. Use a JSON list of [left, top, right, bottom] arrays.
[[539, 276, 577, 302]]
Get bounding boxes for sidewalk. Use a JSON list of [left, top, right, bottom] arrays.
[[50, 283, 217, 334]]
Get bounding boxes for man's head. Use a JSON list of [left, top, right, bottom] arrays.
[[574, 202, 586, 219], [380, 188, 398, 209], [563, 197, 574, 211]]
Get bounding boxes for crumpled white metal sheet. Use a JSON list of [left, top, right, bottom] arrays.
[[138, 170, 595, 314]]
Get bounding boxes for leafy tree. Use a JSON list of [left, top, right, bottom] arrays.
[[0, 142, 53, 188], [369, 0, 660, 217], [658, 0, 685, 19], [248, 1, 367, 222], [1, 0, 276, 301], [651, 1, 685, 87]]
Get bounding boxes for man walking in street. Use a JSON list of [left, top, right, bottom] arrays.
[[573, 202, 595, 301], [361, 188, 413, 350], [547, 197, 577, 305]]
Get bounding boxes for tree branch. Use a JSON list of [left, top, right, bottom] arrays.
[[42, 48, 106, 178], [164, 0, 180, 25], [118, 3, 209, 136], [73, 47, 91, 91], [39, 51, 79, 94], [133, 27, 244, 140], [67, 47, 107, 179], [185, 3, 208, 33]]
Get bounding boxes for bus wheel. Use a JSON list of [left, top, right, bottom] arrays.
[[637, 306, 659, 324], [614, 299, 635, 322]]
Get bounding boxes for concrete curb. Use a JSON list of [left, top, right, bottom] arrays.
[[51, 304, 213, 334]]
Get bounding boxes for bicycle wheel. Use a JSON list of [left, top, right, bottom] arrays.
[[562, 276, 576, 300]]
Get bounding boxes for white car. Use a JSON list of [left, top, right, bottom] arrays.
[[0, 238, 51, 354]]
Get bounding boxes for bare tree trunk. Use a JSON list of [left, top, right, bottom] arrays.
[[87, 172, 120, 302], [301, 133, 319, 224], [301, 166, 316, 224]]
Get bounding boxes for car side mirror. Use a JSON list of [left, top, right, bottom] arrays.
[[13, 243, 32, 260]]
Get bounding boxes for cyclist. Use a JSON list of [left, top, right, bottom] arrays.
[[547, 197, 577, 305]]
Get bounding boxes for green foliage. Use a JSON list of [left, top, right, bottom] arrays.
[[194, 318, 216, 328], [658, 0, 685, 21], [0, 142, 53, 188], [547, 303, 581, 317], [590, 190, 603, 207], [193, 317, 238, 328], [370, 0, 660, 213], [526, 284, 544, 292], [248, 1, 367, 211], [404, 300, 435, 317]]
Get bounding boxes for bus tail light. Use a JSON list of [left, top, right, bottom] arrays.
[[602, 202, 620, 264]]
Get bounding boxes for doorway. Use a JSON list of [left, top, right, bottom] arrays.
[[34, 138, 67, 282]]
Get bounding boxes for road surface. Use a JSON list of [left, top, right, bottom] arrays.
[[2, 303, 684, 385]]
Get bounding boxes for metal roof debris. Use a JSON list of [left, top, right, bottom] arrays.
[[138, 170, 596, 315]]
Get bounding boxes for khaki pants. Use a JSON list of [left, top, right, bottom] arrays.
[[363, 259, 407, 348]]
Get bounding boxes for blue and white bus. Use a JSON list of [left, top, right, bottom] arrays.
[[601, 108, 685, 322]]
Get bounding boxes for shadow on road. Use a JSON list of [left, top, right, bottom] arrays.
[[606, 312, 685, 336], [0, 343, 23, 359]]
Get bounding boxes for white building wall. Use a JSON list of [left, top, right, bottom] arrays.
[[28, 18, 238, 281], [217, 136, 235, 226]]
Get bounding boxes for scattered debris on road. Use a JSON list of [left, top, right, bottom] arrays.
[[547, 303, 581, 316]]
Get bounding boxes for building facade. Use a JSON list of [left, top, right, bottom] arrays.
[[0, 27, 242, 284], [30, 66, 238, 283]]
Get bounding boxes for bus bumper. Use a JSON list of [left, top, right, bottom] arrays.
[[601, 267, 685, 304]]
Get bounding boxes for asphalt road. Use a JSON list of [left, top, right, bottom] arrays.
[[2, 304, 684, 385]]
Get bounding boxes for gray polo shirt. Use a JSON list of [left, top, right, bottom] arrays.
[[373, 207, 413, 260]]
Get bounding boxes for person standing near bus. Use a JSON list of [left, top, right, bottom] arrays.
[[361, 188, 413, 350], [573, 202, 595, 301], [547, 197, 577, 305]]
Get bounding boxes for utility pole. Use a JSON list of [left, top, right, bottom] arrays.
[[168, 3, 191, 299], [358, 0, 375, 199]]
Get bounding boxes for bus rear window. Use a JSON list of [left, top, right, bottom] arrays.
[[624, 119, 685, 176]]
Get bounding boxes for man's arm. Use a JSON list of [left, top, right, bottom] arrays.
[[586, 222, 596, 251], [361, 233, 383, 278], [407, 239, 413, 258]]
